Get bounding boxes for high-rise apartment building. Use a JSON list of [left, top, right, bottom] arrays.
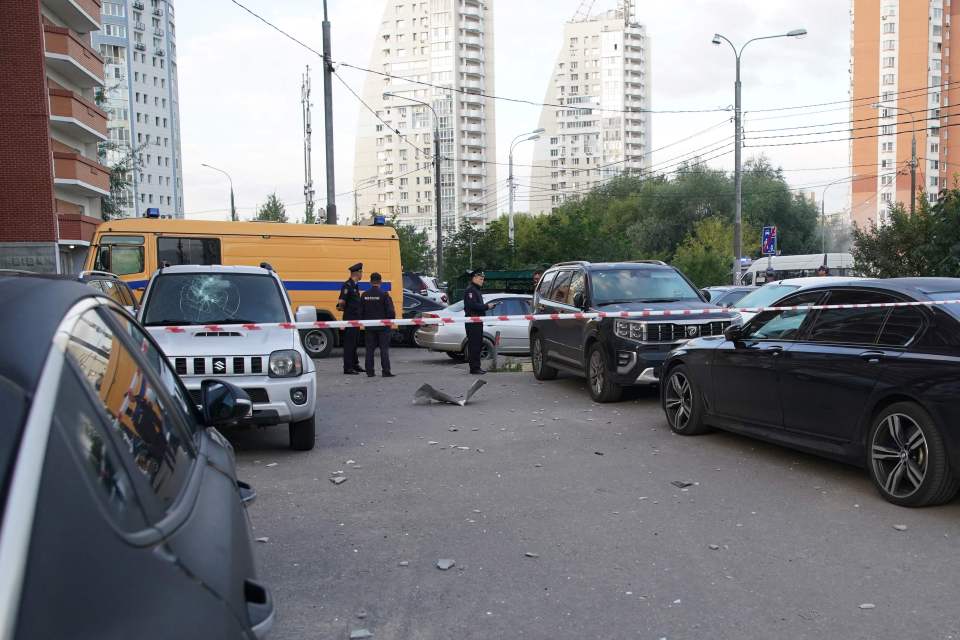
[[353, 0, 497, 235], [850, 0, 957, 228], [530, 3, 650, 209], [93, 0, 184, 218], [0, 0, 109, 273]]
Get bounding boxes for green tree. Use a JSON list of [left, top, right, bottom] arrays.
[[303, 201, 317, 224], [672, 216, 760, 287], [98, 141, 145, 221], [255, 192, 288, 223], [852, 201, 935, 277], [389, 216, 435, 273]]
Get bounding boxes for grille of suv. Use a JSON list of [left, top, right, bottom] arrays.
[[174, 356, 265, 376], [646, 320, 731, 343]]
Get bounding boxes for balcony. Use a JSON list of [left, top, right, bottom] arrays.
[[462, 19, 482, 33], [44, 25, 104, 88], [135, 42, 147, 51], [134, 22, 145, 30], [463, 108, 485, 119], [53, 151, 110, 197], [461, 4, 482, 18], [462, 166, 486, 177], [462, 35, 482, 46], [152, 7, 162, 16], [155, 28, 165, 37], [48, 89, 108, 143], [133, 0, 144, 8], [463, 124, 484, 133], [155, 48, 166, 56], [461, 65, 484, 76], [462, 79, 483, 90], [461, 48, 483, 62], [462, 152, 486, 162], [44, 0, 101, 33]]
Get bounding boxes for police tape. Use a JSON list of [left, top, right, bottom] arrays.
[[161, 298, 960, 332]]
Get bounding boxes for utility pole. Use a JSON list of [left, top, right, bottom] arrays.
[[321, 0, 337, 224], [353, 189, 359, 226], [434, 125, 443, 277], [301, 65, 316, 223]]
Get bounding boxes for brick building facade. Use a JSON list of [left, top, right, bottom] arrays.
[[0, 0, 107, 273]]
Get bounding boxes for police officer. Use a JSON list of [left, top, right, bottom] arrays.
[[463, 268, 494, 375], [337, 262, 364, 375], [361, 272, 396, 378]]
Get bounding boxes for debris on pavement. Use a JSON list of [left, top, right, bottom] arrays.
[[893, 524, 908, 531], [708, 544, 720, 551], [330, 476, 347, 485], [414, 380, 487, 406], [436, 559, 455, 570], [594, 451, 605, 456], [428, 441, 439, 445], [255, 537, 269, 543], [671, 480, 694, 489], [524, 552, 539, 558], [350, 629, 373, 639], [859, 603, 876, 610], [265, 462, 278, 468], [398, 561, 409, 567], [356, 610, 367, 619]]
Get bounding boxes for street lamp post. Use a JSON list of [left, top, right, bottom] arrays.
[[508, 128, 545, 253], [872, 103, 918, 214], [383, 92, 443, 277], [201, 163, 237, 221], [821, 176, 849, 255], [712, 28, 807, 284]]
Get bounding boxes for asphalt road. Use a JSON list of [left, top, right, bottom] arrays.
[[231, 348, 960, 640]]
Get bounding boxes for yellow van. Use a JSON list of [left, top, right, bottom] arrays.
[[85, 219, 401, 357]]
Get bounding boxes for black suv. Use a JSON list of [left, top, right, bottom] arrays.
[[530, 261, 738, 402]]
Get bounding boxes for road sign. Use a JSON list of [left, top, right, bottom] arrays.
[[761, 226, 778, 256]]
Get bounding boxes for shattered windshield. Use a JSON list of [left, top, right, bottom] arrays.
[[141, 273, 289, 326]]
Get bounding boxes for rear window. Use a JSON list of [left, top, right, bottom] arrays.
[[142, 273, 289, 326]]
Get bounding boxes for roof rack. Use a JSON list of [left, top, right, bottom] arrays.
[[552, 261, 591, 267], [78, 270, 118, 279], [624, 260, 668, 266]]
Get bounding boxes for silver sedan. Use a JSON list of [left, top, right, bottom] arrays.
[[414, 293, 533, 361]]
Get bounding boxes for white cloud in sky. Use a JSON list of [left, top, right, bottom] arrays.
[[177, 0, 851, 222]]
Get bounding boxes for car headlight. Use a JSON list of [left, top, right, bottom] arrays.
[[614, 320, 647, 341], [269, 349, 303, 378]]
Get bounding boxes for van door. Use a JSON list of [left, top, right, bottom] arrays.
[[92, 234, 149, 294]]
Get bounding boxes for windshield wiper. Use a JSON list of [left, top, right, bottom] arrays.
[[595, 299, 637, 306], [143, 319, 194, 327], [637, 298, 684, 303]]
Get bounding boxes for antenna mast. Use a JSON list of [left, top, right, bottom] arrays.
[[620, 0, 636, 25], [572, 0, 596, 21], [302, 65, 317, 223]]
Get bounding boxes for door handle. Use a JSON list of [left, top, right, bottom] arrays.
[[763, 345, 784, 355], [860, 351, 884, 363]]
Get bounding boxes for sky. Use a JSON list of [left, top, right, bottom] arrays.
[[176, 0, 852, 224]]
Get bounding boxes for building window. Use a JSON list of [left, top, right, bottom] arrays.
[[103, 24, 127, 38], [883, 39, 896, 51], [883, 56, 895, 68], [881, 192, 892, 203], [881, 175, 893, 186], [931, 176, 940, 188], [882, 74, 895, 85], [883, 22, 896, 34], [881, 125, 893, 135], [881, 141, 894, 152], [931, 142, 940, 153]]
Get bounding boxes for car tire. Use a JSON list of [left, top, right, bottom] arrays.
[[662, 365, 709, 435], [446, 351, 465, 361], [867, 402, 959, 507], [301, 329, 334, 359], [531, 334, 558, 380], [289, 415, 316, 451], [586, 343, 622, 403], [465, 338, 495, 363]]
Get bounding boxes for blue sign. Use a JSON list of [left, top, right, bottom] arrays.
[[761, 226, 778, 256], [373, 215, 386, 226], [145, 208, 160, 218]]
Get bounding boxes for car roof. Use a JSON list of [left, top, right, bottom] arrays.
[[547, 261, 672, 271], [156, 265, 272, 275], [767, 276, 863, 288], [0, 275, 103, 395]]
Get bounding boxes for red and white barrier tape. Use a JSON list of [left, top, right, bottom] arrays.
[[161, 298, 960, 333]]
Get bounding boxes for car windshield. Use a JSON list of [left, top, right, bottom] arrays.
[[142, 273, 289, 326], [591, 269, 701, 305], [713, 288, 752, 307], [734, 284, 800, 309], [446, 300, 465, 313]]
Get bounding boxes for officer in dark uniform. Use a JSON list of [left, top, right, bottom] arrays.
[[361, 272, 396, 377], [463, 268, 494, 375], [337, 262, 364, 375]]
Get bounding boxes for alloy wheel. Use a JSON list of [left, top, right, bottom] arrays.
[[532, 339, 543, 373], [871, 413, 928, 499], [589, 350, 604, 396], [665, 371, 693, 430]]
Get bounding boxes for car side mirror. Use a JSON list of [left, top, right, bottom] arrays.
[[700, 289, 711, 301], [201, 379, 252, 426], [295, 305, 318, 322], [723, 324, 743, 342], [573, 292, 586, 309]]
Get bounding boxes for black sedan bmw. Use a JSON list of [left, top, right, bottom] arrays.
[[0, 274, 273, 638], [661, 278, 960, 507]]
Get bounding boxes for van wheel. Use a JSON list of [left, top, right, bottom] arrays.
[[301, 329, 334, 359], [289, 415, 316, 451], [531, 334, 557, 380], [587, 344, 622, 403]]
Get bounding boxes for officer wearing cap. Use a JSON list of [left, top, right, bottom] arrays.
[[463, 268, 495, 375], [337, 262, 364, 375], [361, 272, 396, 377]]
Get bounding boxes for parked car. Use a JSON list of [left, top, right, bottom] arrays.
[[530, 261, 738, 402], [0, 268, 139, 315], [404, 271, 448, 305], [661, 278, 960, 507], [415, 293, 533, 361], [733, 276, 862, 324], [0, 273, 273, 638], [394, 289, 446, 346], [139, 264, 318, 450], [702, 285, 755, 308]]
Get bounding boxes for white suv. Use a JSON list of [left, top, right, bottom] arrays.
[[138, 264, 318, 450]]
